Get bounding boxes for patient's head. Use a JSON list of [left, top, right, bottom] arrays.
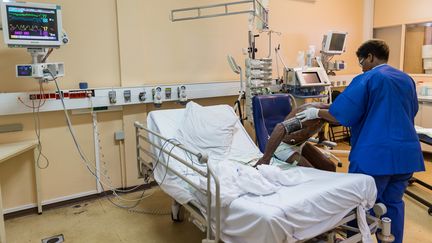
[[283, 103, 327, 145]]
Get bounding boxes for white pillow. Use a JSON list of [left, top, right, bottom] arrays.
[[176, 102, 238, 160]]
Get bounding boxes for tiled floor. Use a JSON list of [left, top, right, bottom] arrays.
[[4, 148, 432, 243]]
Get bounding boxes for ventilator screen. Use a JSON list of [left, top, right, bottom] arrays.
[[302, 72, 321, 84]]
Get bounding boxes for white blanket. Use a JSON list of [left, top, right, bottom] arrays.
[[205, 160, 313, 207]]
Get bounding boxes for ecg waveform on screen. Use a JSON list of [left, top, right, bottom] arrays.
[[8, 13, 51, 31]]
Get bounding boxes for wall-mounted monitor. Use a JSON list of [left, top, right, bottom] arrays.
[[322, 31, 348, 55], [1, 2, 63, 48]]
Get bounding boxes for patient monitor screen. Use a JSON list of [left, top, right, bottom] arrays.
[[5, 5, 59, 42], [302, 72, 321, 84], [329, 33, 346, 52]]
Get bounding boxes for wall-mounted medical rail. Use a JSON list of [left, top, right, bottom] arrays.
[[134, 121, 221, 243], [170, 0, 268, 27]]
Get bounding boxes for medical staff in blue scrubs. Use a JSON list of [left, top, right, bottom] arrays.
[[296, 39, 425, 243]]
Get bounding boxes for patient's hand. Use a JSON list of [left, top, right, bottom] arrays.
[[253, 157, 271, 168]]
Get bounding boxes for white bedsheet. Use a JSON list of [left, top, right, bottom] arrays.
[[416, 125, 432, 138], [146, 107, 377, 243]]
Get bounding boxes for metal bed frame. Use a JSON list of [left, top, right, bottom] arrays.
[[135, 121, 221, 243], [134, 121, 394, 243]]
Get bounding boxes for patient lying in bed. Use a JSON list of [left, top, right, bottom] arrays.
[[255, 103, 336, 171]]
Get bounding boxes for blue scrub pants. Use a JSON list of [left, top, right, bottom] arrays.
[[372, 173, 413, 243]]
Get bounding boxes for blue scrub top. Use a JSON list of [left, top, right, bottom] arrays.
[[329, 64, 425, 175]]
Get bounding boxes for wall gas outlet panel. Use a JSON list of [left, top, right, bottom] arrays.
[[124, 90, 131, 102], [108, 91, 117, 104], [152, 87, 163, 107], [178, 85, 187, 105], [165, 88, 172, 100], [138, 91, 146, 102]]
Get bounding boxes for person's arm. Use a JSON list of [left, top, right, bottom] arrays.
[[296, 107, 340, 125], [318, 109, 339, 124], [255, 123, 286, 166]]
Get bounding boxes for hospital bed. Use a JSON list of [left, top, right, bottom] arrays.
[[134, 104, 392, 243], [405, 126, 432, 216]]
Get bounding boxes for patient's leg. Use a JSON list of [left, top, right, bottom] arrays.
[[286, 152, 314, 168], [301, 142, 336, 172]]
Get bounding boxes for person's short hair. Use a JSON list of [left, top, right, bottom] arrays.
[[356, 39, 390, 61]]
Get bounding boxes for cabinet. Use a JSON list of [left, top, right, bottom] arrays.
[[373, 21, 432, 75], [416, 101, 432, 127], [421, 102, 432, 127], [415, 102, 423, 126], [416, 101, 432, 153]]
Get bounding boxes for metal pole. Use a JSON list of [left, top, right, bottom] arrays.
[[135, 125, 143, 177], [92, 112, 102, 193], [206, 166, 212, 240]]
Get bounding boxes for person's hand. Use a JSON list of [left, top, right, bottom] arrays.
[[296, 107, 320, 122], [253, 157, 270, 168]]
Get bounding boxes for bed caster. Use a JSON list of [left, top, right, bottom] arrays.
[[171, 201, 184, 222], [428, 208, 432, 216], [337, 162, 342, 167], [377, 217, 395, 243]]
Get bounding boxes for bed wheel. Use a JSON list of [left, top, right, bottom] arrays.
[[337, 162, 343, 167], [171, 211, 182, 222], [428, 208, 432, 216], [171, 202, 184, 222]]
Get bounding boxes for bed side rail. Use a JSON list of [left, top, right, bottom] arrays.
[[134, 121, 221, 243]]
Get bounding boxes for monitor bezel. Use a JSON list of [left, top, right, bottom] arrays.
[[1, 2, 63, 48], [322, 31, 347, 55]]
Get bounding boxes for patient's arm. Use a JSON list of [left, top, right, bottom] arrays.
[[255, 123, 285, 166]]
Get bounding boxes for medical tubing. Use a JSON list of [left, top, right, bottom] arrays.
[[32, 100, 50, 169], [137, 126, 204, 162], [287, 93, 297, 109], [51, 71, 194, 210], [32, 83, 50, 169], [105, 139, 180, 212], [51, 75, 152, 201], [53, 78, 122, 191], [139, 135, 207, 177], [257, 97, 273, 139], [103, 138, 175, 206], [88, 98, 144, 194]]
